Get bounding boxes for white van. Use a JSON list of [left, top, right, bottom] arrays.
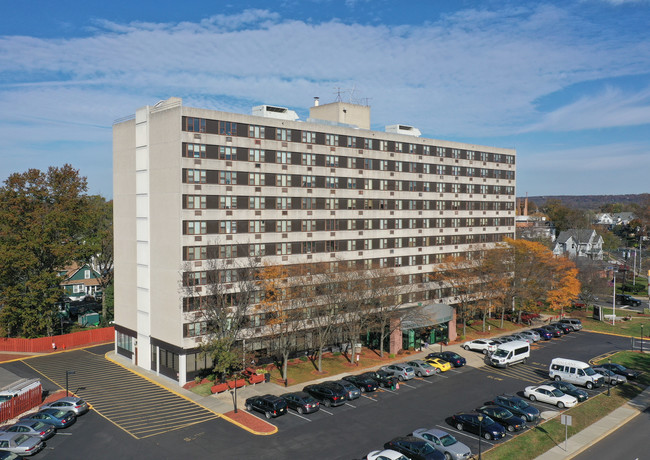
[[549, 358, 604, 389], [0, 378, 42, 403], [488, 341, 530, 368]]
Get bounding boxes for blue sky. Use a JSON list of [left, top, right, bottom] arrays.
[[1, 0, 649, 199]]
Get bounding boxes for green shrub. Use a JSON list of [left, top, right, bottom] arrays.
[[207, 374, 216, 382], [194, 376, 201, 384], [299, 356, 308, 362], [333, 352, 341, 356], [389, 353, 395, 359]]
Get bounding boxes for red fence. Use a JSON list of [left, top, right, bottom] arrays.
[[0, 327, 114, 353], [0, 386, 43, 423]]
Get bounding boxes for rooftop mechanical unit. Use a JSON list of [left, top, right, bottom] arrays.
[[252, 105, 299, 121], [385, 124, 421, 137]]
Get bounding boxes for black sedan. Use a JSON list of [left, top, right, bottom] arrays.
[[280, 391, 320, 415], [540, 325, 563, 338], [450, 412, 506, 440], [544, 381, 589, 402], [598, 363, 642, 379], [360, 370, 398, 389], [342, 374, 379, 392], [550, 322, 572, 334], [384, 436, 445, 460], [426, 351, 466, 367], [488, 394, 540, 423], [475, 405, 527, 432]]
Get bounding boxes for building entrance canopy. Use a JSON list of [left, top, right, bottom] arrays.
[[400, 303, 454, 331]]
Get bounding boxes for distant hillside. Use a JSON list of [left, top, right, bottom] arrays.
[[521, 194, 649, 211]]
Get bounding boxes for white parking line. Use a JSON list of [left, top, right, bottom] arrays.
[[400, 382, 417, 388], [436, 424, 495, 446], [416, 377, 435, 384], [433, 373, 449, 379], [288, 412, 312, 422], [379, 387, 397, 394], [361, 394, 378, 401], [345, 402, 356, 408], [319, 408, 334, 415]]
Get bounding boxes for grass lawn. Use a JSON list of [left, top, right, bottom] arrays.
[[188, 382, 214, 396], [580, 307, 650, 337], [484, 351, 650, 460]]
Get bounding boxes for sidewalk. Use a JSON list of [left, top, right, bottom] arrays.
[[534, 385, 650, 460]]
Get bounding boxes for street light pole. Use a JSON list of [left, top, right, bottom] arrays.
[[612, 270, 617, 326], [641, 324, 644, 354], [478, 414, 484, 460], [65, 370, 75, 397], [607, 358, 611, 396]]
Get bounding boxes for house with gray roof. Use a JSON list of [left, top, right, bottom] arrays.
[[552, 229, 603, 260]]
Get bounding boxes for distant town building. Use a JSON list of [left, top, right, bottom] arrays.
[[553, 229, 603, 260], [58, 263, 101, 301], [515, 196, 555, 241]]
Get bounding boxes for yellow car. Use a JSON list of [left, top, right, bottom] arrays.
[[425, 357, 452, 372]]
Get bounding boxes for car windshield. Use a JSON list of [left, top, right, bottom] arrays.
[[439, 434, 457, 447], [449, 353, 461, 359], [514, 399, 530, 409], [563, 383, 577, 391], [50, 410, 69, 417], [480, 416, 494, 426], [612, 364, 625, 371], [14, 434, 30, 445], [405, 367, 414, 372], [31, 422, 48, 430], [495, 409, 511, 418], [493, 349, 509, 358], [584, 367, 597, 376], [417, 442, 436, 454]]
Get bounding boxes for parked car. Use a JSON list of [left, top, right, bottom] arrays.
[[524, 384, 577, 408], [410, 427, 472, 459], [1, 420, 56, 441], [343, 374, 379, 392], [244, 394, 288, 419], [0, 451, 19, 460], [475, 405, 527, 432], [425, 351, 466, 368], [360, 370, 398, 389], [449, 413, 506, 440], [462, 339, 497, 354], [540, 325, 563, 338], [498, 336, 516, 343], [423, 358, 451, 373], [332, 380, 361, 400], [615, 294, 642, 307], [40, 396, 89, 416], [559, 318, 583, 331], [598, 363, 641, 379], [592, 367, 627, 385], [532, 328, 553, 340], [509, 333, 533, 344], [550, 322, 572, 334], [384, 436, 445, 460], [519, 330, 541, 342], [381, 363, 415, 381], [280, 391, 320, 414], [20, 409, 76, 429], [366, 449, 410, 460], [407, 360, 438, 377], [303, 383, 347, 407], [0, 433, 44, 457], [488, 394, 540, 422], [543, 381, 589, 402]]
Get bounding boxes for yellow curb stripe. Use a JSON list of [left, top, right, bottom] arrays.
[[103, 351, 278, 436], [583, 329, 638, 339]]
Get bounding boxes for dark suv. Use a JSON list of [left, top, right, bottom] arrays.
[[360, 370, 398, 389], [616, 294, 642, 307], [488, 394, 540, 423], [426, 351, 466, 368], [244, 394, 288, 419], [303, 383, 347, 407]]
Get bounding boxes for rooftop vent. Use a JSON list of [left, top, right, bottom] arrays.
[[252, 105, 299, 121], [385, 124, 421, 137]]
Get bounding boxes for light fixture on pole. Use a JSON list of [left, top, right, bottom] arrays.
[[65, 370, 75, 397]]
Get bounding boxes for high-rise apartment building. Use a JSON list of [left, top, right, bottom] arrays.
[[113, 97, 516, 384]]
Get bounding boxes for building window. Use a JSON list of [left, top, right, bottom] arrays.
[[347, 178, 356, 189], [186, 195, 207, 209], [276, 243, 291, 255], [184, 321, 207, 337], [219, 171, 237, 185], [364, 138, 372, 149], [423, 146, 431, 156], [325, 177, 337, 189], [347, 136, 357, 148], [302, 220, 316, 231], [249, 149, 265, 162], [346, 199, 356, 210], [219, 196, 236, 209], [277, 151, 291, 164], [325, 240, 339, 252], [249, 244, 265, 256], [185, 169, 206, 184], [277, 197, 289, 210], [249, 173, 265, 186], [302, 153, 316, 166], [276, 128, 289, 141], [379, 140, 388, 151], [326, 155, 339, 167], [466, 150, 475, 161], [250, 220, 266, 233], [395, 161, 403, 172], [186, 221, 206, 235], [466, 167, 475, 177], [276, 174, 289, 187], [276, 220, 291, 232], [325, 134, 339, 146], [326, 198, 338, 210], [219, 221, 237, 234], [301, 175, 315, 187], [186, 246, 207, 260], [364, 179, 373, 190], [395, 142, 403, 152], [325, 219, 338, 231], [219, 245, 237, 258], [185, 144, 206, 158], [302, 131, 317, 143], [301, 241, 315, 254], [249, 125, 265, 138], [185, 271, 207, 286], [219, 121, 236, 135], [364, 158, 373, 169], [436, 147, 445, 157], [186, 117, 206, 133], [379, 160, 388, 171], [301, 197, 315, 209], [249, 197, 265, 209], [436, 165, 445, 175], [451, 166, 461, 176]]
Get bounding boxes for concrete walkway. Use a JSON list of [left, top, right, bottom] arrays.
[[534, 386, 650, 460]]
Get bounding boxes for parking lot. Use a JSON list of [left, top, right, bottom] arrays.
[[0, 330, 636, 459]]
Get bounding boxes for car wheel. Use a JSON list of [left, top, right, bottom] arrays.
[[456, 422, 464, 431], [398, 375, 404, 381], [445, 453, 452, 460], [523, 357, 528, 364], [507, 425, 515, 432], [435, 368, 441, 374], [484, 432, 492, 440], [529, 394, 536, 402], [482, 349, 488, 355], [265, 411, 272, 419], [557, 401, 565, 409], [586, 382, 594, 390], [360, 386, 366, 393], [297, 407, 304, 415], [463, 345, 470, 350], [323, 400, 331, 407], [245, 403, 252, 411], [611, 380, 617, 386], [417, 372, 423, 377], [554, 376, 561, 382]]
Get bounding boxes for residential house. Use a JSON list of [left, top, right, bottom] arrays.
[[58, 263, 102, 301], [553, 229, 603, 260]]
